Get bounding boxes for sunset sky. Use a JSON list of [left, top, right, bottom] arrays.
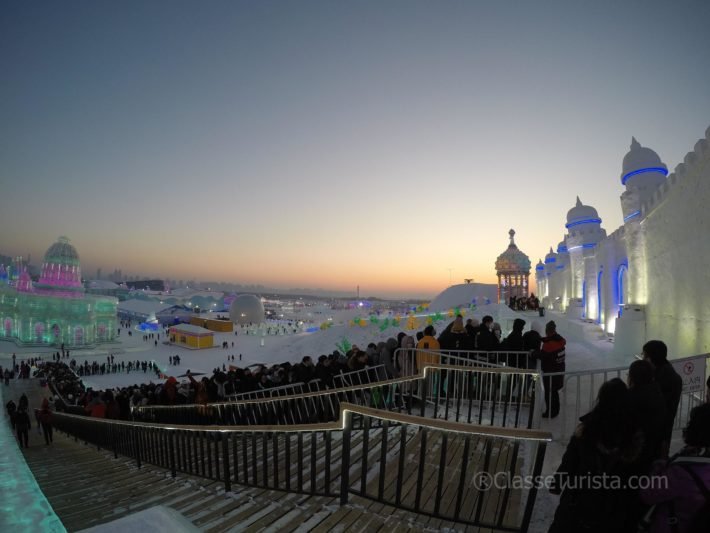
[[2, 1, 709, 298]]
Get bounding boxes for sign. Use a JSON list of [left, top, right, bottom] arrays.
[[671, 354, 708, 395]]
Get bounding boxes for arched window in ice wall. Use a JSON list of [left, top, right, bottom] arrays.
[[35, 322, 45, 343], [4, 318, 12, 337], [74, 326, 84, 345], [617, 263, 629, 317], [597, 270, 604, 325], [97, 324, 107, 342]]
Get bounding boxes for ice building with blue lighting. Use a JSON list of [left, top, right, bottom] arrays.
[[535, 127, 710, 357]]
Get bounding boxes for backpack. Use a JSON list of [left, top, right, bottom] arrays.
[[679, 464, 710, 533]]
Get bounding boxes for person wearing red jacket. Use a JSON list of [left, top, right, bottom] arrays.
[[538, 320, 566, 418]]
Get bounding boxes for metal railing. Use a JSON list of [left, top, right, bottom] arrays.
[[226, 379, 323, 402], [49, 402, 551, 533], [332, 364, 389, 388], [132, 364, 542, 430], [541, 353, 710, 441]]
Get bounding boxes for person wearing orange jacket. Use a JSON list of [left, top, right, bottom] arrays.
[[415, 325, 441, 374]]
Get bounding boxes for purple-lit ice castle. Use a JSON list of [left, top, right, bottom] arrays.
[[0, 237, 117, 347]]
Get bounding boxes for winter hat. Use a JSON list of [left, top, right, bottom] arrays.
[[451, 315, 465, 334]]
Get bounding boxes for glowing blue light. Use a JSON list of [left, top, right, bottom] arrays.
[[306, 327, 319, 333], [557, 245, 568, 253], [597, 270, 603, 325], [567, 243, 597, 251], [556, 265, 565, 270], [621, 167, 668, 186], [536, 265, 545, 271], [544, 257, 556, 264], [624, 210, 641, 222], [565, 218, 602, 229]]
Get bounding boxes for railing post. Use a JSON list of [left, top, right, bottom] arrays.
[[339, 410, 352, 505], [169, 430, 176, 478], [222, 433, 231, 492], [520, 441, 547, 533], [134, 428, 142, 469]]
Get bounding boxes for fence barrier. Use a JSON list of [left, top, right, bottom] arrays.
[[47, 402, 551, 533]]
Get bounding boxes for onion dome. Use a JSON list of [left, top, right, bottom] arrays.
[[37, 236, 83, 290], [495, 229, 531, 274], [557, 240, 568, 254], [566, 197, 602, 229], [621, 137, 668, 186], [544, 247, 557, 264], [535, 259, 545, 272]]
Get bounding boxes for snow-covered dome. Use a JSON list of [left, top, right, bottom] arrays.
[[495, 229, 531, 274], [566, 197, 601, 228], [428, 283, 498, 312], [37, 236, 83, 289], [621, 137, 667, 185], [229, 294, 265, 325], [544, 247, 557, 264], [622, 137, 666, 175]]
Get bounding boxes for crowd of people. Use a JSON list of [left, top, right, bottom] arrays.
[[548, 339, 710, 533], [509, 293, 541, 311]]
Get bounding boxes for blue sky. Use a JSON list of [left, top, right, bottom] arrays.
[[1, 1, 709, 297]]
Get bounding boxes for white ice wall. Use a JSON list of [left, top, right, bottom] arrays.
[[640, 129, 710, 357]]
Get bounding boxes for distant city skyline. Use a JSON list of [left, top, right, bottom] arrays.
[[2, 2, 709, 299]]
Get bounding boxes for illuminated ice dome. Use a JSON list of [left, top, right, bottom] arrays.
[[229, 294, 265, 325]]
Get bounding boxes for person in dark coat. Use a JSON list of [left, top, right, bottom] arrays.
[[501, 318, 526, 367], [628, 359, 667, 469], [475, 315, 499, 353], [538, 320, 566, 418], [438, 316, 474, 354], [5, 399, 17, 430], [314, 355, 334, 388], [549, 378, 643, 533], [38, 398, 53, 445], [643, 340, 682, 457], [15, 406, 31, 448], [522, 323, 543, 370]]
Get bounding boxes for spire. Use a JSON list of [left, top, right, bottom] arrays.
[[549, 246, 554, 254], [631, 137, 640, 150], [508, 229, 516, 246], [575, 196, 582, 207]]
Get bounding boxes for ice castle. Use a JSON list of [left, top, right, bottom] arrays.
[[0, 237, 118, 347], [535, 126, 710, 358]]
